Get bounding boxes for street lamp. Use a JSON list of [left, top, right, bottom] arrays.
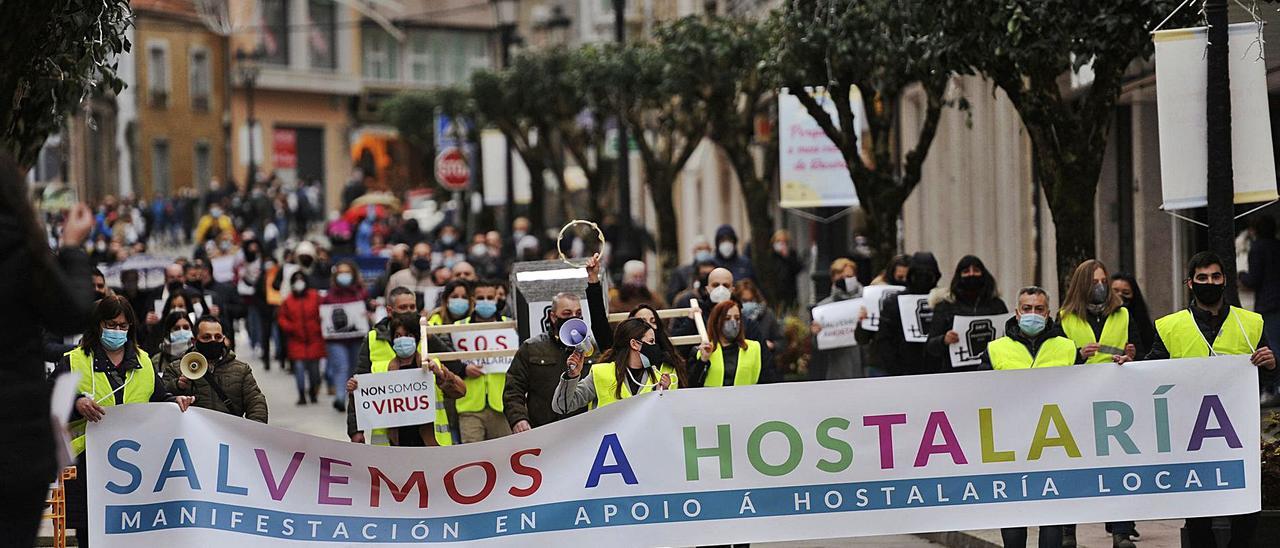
[[235, 46, 265, 189], [493, 0, 520, 232]]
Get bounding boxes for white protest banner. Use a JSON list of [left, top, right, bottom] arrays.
[[352, 368, 437, 431], [779, 87, 865, 208], [1154, 23, 1278, 209], [949, 313, 1014, 368], [897, 294, 931, 343], [858, 285, 904, 332], [319, 302, 369, 340], [812, 298, 863, 350], [453, 327, 520, 374], [88, 357, 1259, 547]]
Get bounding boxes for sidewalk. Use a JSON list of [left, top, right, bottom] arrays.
[[916, 520, 1183, 548]]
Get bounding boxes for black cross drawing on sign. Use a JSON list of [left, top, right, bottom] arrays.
[[908, 298, 933, 339], [955, 318, 998, 362]]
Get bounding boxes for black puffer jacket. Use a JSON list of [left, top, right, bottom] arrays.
[[924, 290, 1008, 373], [0, 214, 93, 484]]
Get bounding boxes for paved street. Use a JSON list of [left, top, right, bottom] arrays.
[[233, 331, 348, 441]]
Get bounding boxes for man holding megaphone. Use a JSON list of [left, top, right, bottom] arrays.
[[165, 316, 268, 423]]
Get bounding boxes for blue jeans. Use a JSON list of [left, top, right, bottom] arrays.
[[325, 340, 360, 404], [294, 359, 320, 399], [246, 304, 265, 354]]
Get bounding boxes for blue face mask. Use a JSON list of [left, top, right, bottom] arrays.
[[336, 272, 354, 287], [169, 329, 193, 345], [101, 328, 129, 351], [695, 250, 714, 263], [1018, 313, 1047, 337], [741, 301, 762, 319], [475, 300, 498, 319], [447, 298, 471, 317], [392, 336, 417, 358]]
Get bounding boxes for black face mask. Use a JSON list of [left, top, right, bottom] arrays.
[[195, 340, 225, 361], [167, 281, 184, 293], [244, 249, 258, 262], [907, 272, 936, 293], [638, 340, 667, 367], [186, 280, 204, 290], [299, 256, 315, 268], [412, 258, 432, 272], [957, 275, 984, 292], [1192, 282, 1225, 306], [93, 291, 107, 301]]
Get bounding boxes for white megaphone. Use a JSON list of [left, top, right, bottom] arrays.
[[179, 352, 208, 380], [558, 318, 598, 358]]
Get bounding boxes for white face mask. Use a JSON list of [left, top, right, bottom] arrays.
[[292, 280, 307, 293], [717, 241, 736, 259], [709, 285, 732, 304]]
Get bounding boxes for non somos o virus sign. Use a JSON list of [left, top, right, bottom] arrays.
[[88, 356, 1260, 546]]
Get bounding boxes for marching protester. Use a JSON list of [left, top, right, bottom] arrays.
[[455, 279, 512, 443], [734, 279, 785, 382], [671, 266, 735, 352], [1138, 251, 1274, 547], [505, 291, 587, 432], [164, 316, 268, 423], [321, 260, 370, 412], [983, 286, 1079, 548], [153, 310, 196, 370], [810, 258, 865, 380], [876, 252, 942, 376], [1059, 259, 1138, 365], [691, 300, 763, 388], [551, 318, 678, 413], [54, 296, 196, 547], [278, 271, 325, 405], [1, 152, 95, 546], [346, 287, 423, 443], [924, 255, 1008, 373], [666, 236, 714, 304], [1109, 272, 1157, 358], [872, 254, 912, 286], [610, 259, 667, 312], [768, 229, 805, 312], [712, 224, 755, 282], [584, 254, 689, 391], [386, 241, 435, 297], [346, 313, 464, 446]]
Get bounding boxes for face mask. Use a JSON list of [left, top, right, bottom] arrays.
[[101, 328, 129, 351], [169, 329, 193, 345], [741, 301, 762, 319], [167, 281, 184, 293], [441, 235, 456, 246], [211, 209, 223, 218], [336, 272, 354, 287], [722, 319, 740, 339], [412, 257, 432, 272], [475, 300, 498, 319], [1191, 282, 1225, 306], [298, 256, 315, 268], [695, 250, 714, 263], [513, 230, 527, 241], [447, 298, 471, 317], [637, 340, 667, 369], [1018, 313, 1046, 337], [219, 240, 232, 251], [772, 242, 786, 254], [392, 336, 417, 358], [958, 275, 984, 292], [470, 244, 487, 257], [95, 241, 107, 252], [93, 291, 107, 301], [292, 280, 307, 293], [244, 249, 258, 262], [717, 241, 736, 259], [709, 285, 732, 304], [196, 339, 225, 361], [1089, 282, 1108, 304], [497, 298, 508, 313]]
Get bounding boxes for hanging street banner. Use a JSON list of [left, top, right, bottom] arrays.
[[949, 314, 1014, 368], [1154, 22, 1279, 209], [778, 87, 866, 208], [88, 357, 1260, 546]]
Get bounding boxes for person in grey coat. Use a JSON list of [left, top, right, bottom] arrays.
[[809, 258, 864, 380]]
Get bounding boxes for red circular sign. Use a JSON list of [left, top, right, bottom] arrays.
[[434, 147, 471, 191]]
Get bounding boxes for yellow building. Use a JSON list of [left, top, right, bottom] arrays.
[[134, 0, 229, 198]]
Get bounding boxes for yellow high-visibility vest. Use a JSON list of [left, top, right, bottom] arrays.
[[67, 347, 156, 455], [590, 361, 679, 408], [455, 317, 507, 414], [1060, 308, 1130, 364], [987, 336, 1078, 370], [704, 339, 762, 387], [1154, 306, 1263, 358], [368, 330, 452, 446]]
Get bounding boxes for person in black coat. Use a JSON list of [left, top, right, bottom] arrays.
[[875, 252, 942, 376], [923, 255, 1008, 373], [0, 152, 96, 548]]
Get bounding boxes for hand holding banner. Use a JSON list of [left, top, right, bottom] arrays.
[[812, 298, 863, 350]]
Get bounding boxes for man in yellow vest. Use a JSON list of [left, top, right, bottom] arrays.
[[981, 286, 1078, 548], [982, 286, 1081, 371], [456, 279, 513, 442], [345, 287, 455, 446], [1139, 251, 1273, 547]]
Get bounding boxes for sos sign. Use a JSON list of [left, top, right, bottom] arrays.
[[452, 328, 519, 374]]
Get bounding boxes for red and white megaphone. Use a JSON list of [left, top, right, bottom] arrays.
[[558, 317, 598, 358]]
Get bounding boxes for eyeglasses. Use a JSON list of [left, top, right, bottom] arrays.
[[102, 321, 130, 330]]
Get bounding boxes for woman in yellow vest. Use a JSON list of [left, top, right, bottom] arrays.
[[51, 296, 195, 548], [551, 319, 678, 413], [455, 279, 513, 443], [1058, 260, 1138, 365], [345, 313, 465, 446], [692, 300, 763, 387]]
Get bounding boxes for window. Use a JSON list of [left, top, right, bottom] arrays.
[[361, 27, 399, 81], [147, 43, 169, 107], [409, 31, 436, 84], [308, 0, 337, 70], [259, 0, 289, 65], [190, 49, 211, 111], [152, 139, 171, 196], [449, 33, 491, 85], [194, 141, 212, 191]]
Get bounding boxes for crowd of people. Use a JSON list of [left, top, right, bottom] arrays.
[[6, 155, 1280, 547]]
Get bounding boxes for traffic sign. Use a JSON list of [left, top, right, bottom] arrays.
[[434, 147, 471, 191]]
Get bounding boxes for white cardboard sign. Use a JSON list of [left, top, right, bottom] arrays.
[[897, 293, 932, 343], [812, 298, 863, 350], [949, 313, 1014, 368], [859, 285, 904, 332], [352, 368, 437, 431]]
